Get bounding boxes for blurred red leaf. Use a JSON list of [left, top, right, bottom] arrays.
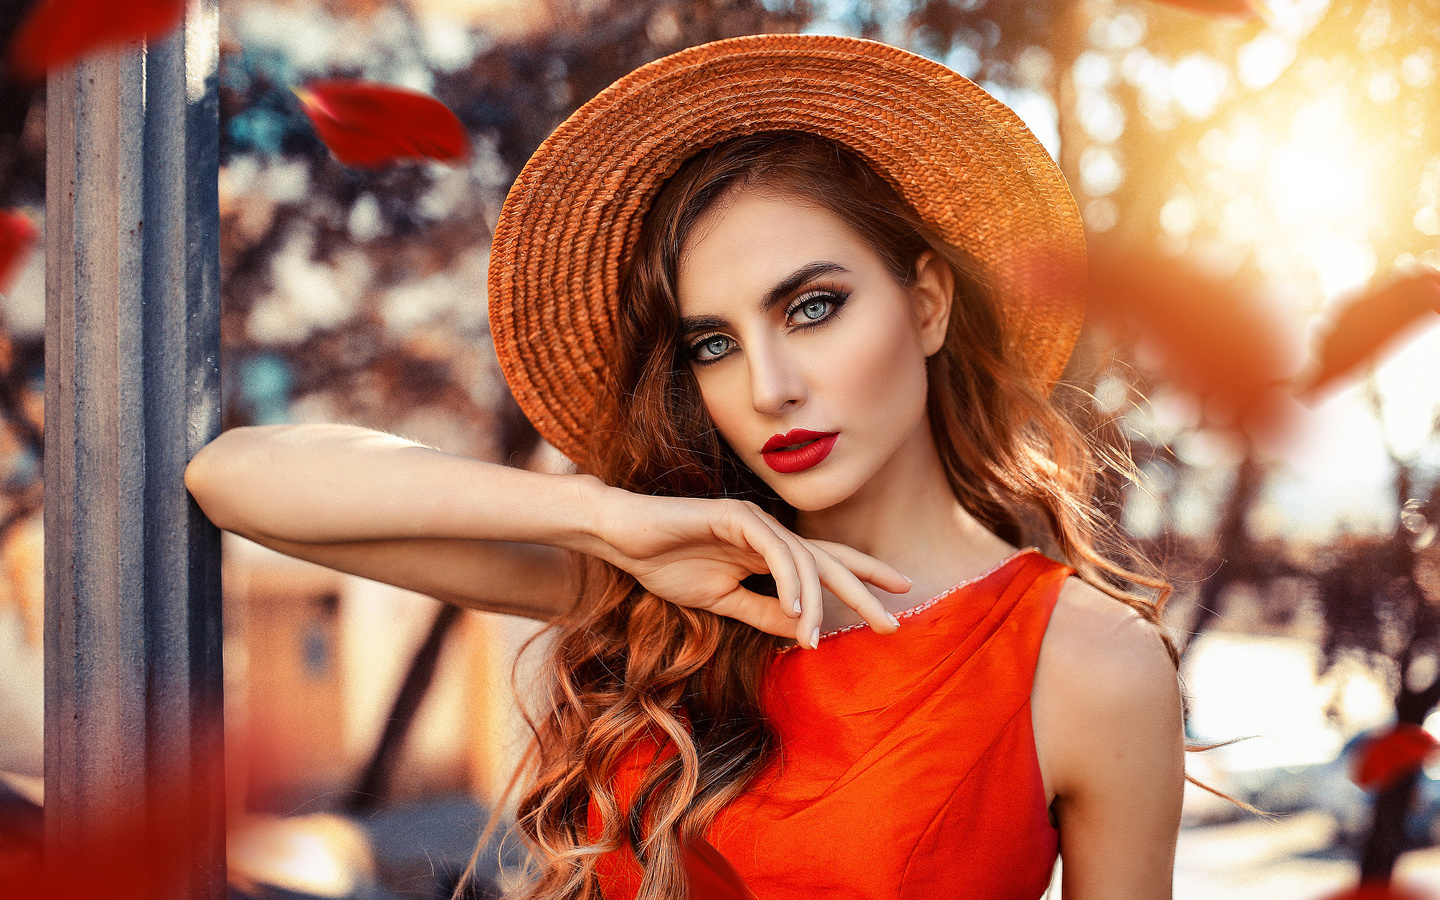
[[1087, 247, 1302, 441], [8, 0, 184, 80], [1146, 0, 1266, 16], [0, 210, 38, 294], [0, 788, 213, 900], [1323, 881, 1433, 900], [297, 81, 470, 169], [685, 838, 757, 900], [1351, 723, 1440, 793], [1298, 272, 1440, 400]]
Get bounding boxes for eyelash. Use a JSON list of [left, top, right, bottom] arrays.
[[685, 288, 851, 366]]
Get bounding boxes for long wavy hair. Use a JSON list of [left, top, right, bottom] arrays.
[[499, 131, 1178, 900]]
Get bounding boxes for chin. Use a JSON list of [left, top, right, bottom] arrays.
[[766, 475, 859, 513]]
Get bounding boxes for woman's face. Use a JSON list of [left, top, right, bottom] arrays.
[[675, 189, 952, 512]]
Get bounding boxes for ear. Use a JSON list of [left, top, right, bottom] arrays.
[[910, 249, 954, 357]]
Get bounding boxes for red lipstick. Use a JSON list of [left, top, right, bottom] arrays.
[[761, 429, 838, 474]]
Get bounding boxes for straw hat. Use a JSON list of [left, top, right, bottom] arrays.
[[488, 33, 1086, 464]]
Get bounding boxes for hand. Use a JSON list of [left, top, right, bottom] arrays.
[[592, 491, 909, 648]]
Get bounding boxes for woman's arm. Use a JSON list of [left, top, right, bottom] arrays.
[[185, 424, 908, 643], [186, 424, 597, 616], [1035, 579, 1186, 899]]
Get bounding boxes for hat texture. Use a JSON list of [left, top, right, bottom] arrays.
[[489, 33, 1086, 464]]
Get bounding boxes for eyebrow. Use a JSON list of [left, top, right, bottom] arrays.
[[679, 261, 849, 334]]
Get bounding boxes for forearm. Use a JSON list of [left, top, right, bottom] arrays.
[[185, 425, 908, 638], [185, 423, 610, 555]]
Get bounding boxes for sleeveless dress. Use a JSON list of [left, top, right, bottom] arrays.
[[588, 548, 1070, 900]]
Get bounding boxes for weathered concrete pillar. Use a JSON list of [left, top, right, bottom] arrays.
[[43, 1, 224, 896]]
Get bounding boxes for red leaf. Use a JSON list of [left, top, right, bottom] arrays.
[[1350, 723, 1440, 793], [685, 838, 757, 900], [1087, 246, 1302, 441], [1146, 0, 1267, 17], [1323, 881, 1433, 900], [0, 210, 38, 294], [8, 0, 184, 80], [297, 81, 471, 170], [1299, 272, 1440, 400], [0, 772, 220, 899]]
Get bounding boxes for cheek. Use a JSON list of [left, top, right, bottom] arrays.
[[833, 308, 931, 415], [693, 370, 750, 444]]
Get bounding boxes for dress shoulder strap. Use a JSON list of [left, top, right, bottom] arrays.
[[958, 548, 1071, 704]]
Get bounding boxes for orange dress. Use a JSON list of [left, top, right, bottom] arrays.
[[589, 548, 1070, 899]]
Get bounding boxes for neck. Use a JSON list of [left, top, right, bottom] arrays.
[[794, 422, 1011, 583]]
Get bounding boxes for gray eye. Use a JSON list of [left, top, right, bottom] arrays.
[[694, 335, 733, 360], [798, 299, 830, 321]]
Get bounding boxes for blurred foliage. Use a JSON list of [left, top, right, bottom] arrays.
[[1, 0, 1439, 791], [0, 0, 1436, 881]]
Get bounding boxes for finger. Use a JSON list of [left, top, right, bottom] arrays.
[[799, 549, 828, 649], [710, 587, 809, 639], [810, 546, 903, 635], [772, 525, 821, 628], [810, 539, 913, 594], [745, 505, 825, 624], [750, 514, 823, 645], [728, 504, 804, 617]]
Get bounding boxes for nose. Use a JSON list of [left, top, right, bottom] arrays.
[[746, 337, 806, 417]]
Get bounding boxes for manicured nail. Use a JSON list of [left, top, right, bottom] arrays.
[[887, 613, 900, 628], [792, 597, 803, 615], [809, 626, 820, 649]]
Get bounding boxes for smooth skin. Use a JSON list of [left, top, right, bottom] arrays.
[[185, 428, 908, 645], [186, 188, 1183, 898], [675, 189, 1185, 898]]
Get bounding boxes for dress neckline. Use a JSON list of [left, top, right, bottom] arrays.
[[773, 546, 1040, 654]]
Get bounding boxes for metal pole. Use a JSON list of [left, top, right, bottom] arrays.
[[43, 0, 224, 895]]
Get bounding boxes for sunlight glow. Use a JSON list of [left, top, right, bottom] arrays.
[[1184, 634, 1384, 771], [1267, 142, 1371, 228], [228, 816, 363, 899], [1160, 194, 1197, 236], [1401, 48, 1436, 88], [1078, 93, 1125, 143], [1172, 54, 1228, 119], [1369, 69, 1401, 103], [1080, 146, 1123, 196], [1263, 392, 1395, 539], [1204, 119, 1265, 172], [1238, 33, 1295, 90], [1308, 237, 1378, 299], [1090, 10, 1146, 51], [1374, 327, 1440, 458], [1415, 206, 1440, 236], [1263, 0, 1334, 38], [1085, 197, 1119, 233]]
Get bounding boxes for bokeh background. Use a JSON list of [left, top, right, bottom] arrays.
[[2, 0, 1440, 897]]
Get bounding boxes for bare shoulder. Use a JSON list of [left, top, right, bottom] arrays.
[[1040, 576, 1178, 694], [1034, 575, 1184, 799], [1032, 577, 1186, 895]]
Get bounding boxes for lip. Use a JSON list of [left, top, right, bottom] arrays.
[[760, 429, 839, 474]]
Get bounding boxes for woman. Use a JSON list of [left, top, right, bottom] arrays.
[[187, 34, 1184, 900]]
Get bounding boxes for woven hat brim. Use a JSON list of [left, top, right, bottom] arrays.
[[489, 34, 1086, 465]]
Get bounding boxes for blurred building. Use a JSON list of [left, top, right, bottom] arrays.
[[222, 535, 544, 815]]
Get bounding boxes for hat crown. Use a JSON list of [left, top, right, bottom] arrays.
[[489, 34, 1085, 464]]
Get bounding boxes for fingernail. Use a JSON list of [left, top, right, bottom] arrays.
[[809, 626, 820, 649], [887, 613, 900, 629], [792, 597, 803, 615]]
